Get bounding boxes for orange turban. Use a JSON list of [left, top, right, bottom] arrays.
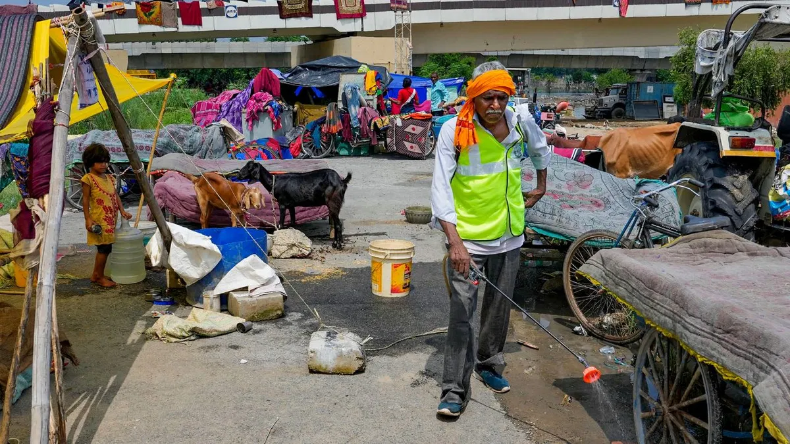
[[453, 70, 516, 151]]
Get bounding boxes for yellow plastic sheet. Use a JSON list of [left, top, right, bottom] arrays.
[[0, 20, 172, 143]]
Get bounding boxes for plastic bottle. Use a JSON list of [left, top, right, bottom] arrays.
[[108, 218, 147, 284]]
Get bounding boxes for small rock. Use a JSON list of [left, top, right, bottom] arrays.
[[240, 359, 248, 364], [270, 228, 312, 258], [524, 366, 535, 375], [307, 330, 366, 375]]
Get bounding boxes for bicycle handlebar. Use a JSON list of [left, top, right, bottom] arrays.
[[633, 178, 702, 202]]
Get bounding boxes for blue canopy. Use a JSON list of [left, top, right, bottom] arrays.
[[386, 75, 466, 104]]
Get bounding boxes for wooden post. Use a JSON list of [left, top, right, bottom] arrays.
[[29, 31, 79, 444], [134, 75, 175, 228], [73, 10, 172, 249], [0, 269, 36, 444]]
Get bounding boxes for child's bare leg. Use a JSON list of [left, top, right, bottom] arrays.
[[92, 251, 116, 287]]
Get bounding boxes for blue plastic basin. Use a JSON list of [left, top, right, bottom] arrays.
[[186, 228, 268, 308]]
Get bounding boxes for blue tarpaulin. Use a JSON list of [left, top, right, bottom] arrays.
[[386, 75, 465, 103]]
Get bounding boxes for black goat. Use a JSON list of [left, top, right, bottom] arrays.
[[238, 162, 352, 249]]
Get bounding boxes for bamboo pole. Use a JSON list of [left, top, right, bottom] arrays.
[[134, 75, 175, 228], [50, 297, 66, 444], [73, 10, 172, 250], [0, 269, 36, 444], [29, 30, 79, 444]]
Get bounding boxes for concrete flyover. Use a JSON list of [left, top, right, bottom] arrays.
[[113, 41, 303, 70], [116, 41, 679, 70], [37, 1, 790, 53]]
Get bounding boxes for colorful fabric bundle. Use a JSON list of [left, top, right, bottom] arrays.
[[334, 0, 365, 19], [253, 68, 281, 97], [386, 117, 432, 160], [178, 1, 202, 25], [277, 0, 312, 18], [9, 143, 29, 199], [322, 103, 342, 135], [343, 84, 363, 128], [245, 92, 281, 131], [27, 100, 57, 199], [191, 89, 240, 127], [136, 1, 163, 26], [206, 0, 225, 10], [216, 79, 253, 132], [0, 14, 38, 129], [358, 107, 380, 145], [0, 4, 37, 15]]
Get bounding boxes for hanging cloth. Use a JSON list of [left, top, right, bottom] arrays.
[[136, 1, 163, 26], [178, 1, 202, 25]]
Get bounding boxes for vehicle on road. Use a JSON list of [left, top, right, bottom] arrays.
[[585, 81, 675, 120], [667, 3, 790, 242]]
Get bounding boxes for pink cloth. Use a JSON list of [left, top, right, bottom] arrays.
[[414, 100, 431, 113], [190, 89, 240, 127], [151, 171, 329, 227], [252, 68, 281, 98], [245, 92, 279, 131]]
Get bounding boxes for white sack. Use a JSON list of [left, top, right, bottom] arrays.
[[213, 255, 285, 297], [146, 222, 222, 285]]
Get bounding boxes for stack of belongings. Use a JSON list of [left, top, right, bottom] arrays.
[[339, 84, 380, 147], [384, 112, 433, 159], [191, 89, 241, 128], [228, 136, 298, 161], [216, 68, 282, 133]]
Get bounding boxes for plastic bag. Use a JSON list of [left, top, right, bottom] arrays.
[[145, 222, 222, 285]]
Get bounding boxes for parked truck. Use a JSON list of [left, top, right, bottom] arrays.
[[585, 81, 676, 120]]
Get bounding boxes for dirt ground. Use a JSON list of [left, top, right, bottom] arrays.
[[2, 152, 638, 443]]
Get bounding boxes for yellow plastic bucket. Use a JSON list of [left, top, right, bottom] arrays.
[[369, 239, 415, 297], [14, 264, 37, 289]]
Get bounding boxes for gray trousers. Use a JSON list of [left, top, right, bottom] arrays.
[[440, 247, 520, 405]]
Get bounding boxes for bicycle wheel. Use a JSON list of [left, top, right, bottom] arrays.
[[633, 329, 722, 444], [423, 130, 436, 158], [65, 163, 87, 211], [562, 229, 643, 344], [310, 131, 335, 159]]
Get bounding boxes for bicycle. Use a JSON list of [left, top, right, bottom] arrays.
[[561, 177, 730, 344]]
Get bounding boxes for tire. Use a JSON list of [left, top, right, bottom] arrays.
[[667, 141, 758, 241], [611, 106, 626, 120], [65, 163, 88, 211], [562, 230, 643, 345], [423, 130, 436, 158], [633, 329, 722, 444], [310, 132, 335, 159]]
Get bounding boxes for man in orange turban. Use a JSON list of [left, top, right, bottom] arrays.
[[430, 61, 550, 417]]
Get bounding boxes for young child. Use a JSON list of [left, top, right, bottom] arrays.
[[80, 143, 132, 288]]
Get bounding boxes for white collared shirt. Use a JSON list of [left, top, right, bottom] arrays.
[[430, 104, 551, 255]]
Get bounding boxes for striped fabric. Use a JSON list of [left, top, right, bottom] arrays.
[[0, 14, 39, 130]]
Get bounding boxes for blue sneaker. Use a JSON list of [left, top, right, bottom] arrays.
[[474, 369, 511, 393], [436, 402, 463, 417]]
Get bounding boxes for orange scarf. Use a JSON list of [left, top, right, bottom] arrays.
[[453, 70, 516, 151]]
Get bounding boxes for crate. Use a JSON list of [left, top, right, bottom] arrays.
[[185, 228, 268, 309], [336, 140, 370, 156]]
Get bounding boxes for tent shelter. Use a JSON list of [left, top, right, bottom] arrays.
[[0, 17, 173, 143], [279, 56, 391, 105]]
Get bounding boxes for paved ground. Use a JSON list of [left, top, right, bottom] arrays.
[[2, 155, 636, 443]]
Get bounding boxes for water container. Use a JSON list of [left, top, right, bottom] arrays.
[[108, 219, 147, 284]]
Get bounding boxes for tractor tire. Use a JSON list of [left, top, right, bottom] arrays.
[[611, 106, 626, 120], [668, 141, 759, 241]]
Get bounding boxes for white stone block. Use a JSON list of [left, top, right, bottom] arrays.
[[307, 331, 366, 375]]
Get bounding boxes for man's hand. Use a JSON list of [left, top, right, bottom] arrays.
[[439, 220, 472, 278], [448, 241, 471, 279], [524, 168, 548, 208]]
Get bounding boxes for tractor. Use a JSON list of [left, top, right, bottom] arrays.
[[668, 3, 790, 242]]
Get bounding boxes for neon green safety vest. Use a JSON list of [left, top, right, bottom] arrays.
[[451, 122, 526, 241]]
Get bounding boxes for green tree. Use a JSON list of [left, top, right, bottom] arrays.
[[571, 70, 594, 85], [267, 35, 310, 42], [230, 37, 250, 42], [656, 69, 672, 82], [670, 27, 790, 110], [595, 69, 633, 89], [668, 27, 699, 106], [156, 68, 261, 94], [417, 53, 476, 80]]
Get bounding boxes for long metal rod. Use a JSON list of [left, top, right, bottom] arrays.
[[469, 265, 591, 368], [73, 9, 172, 250], [134, 75, 174, 227], [30, 29, 80, 444]]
